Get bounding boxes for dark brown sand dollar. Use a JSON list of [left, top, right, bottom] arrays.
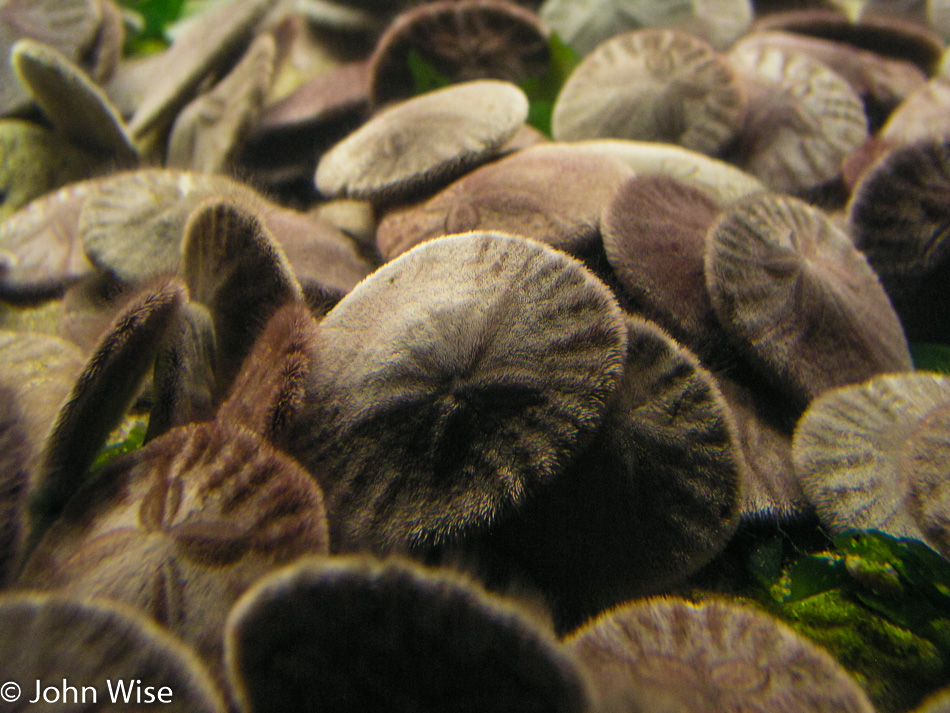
[[368, 0, 549, 107], [0, 593, 227, 712], [552, 28, 746, 157], [376, 143, 633, 260], [847, 139, 950, 342], [127, 0, 273, 138], [0, 182, 95, 301], [19, 420, 330, 672], [315, 80, 529, 202], [705, 193, 911, 407], [566, 597, 875, 713], [292, 231, 627, 551], [490, 316, 743, 626], [793, 373, 950, 551], [166, 33, 276, 174], [182, 198, 303, 400], [0, 0, 103, 117], [727, 43, 868, 193], [225, 556, 589, 713], [0, 119, 98, 221], [11, 38, 138, 165], [0, 387, 33, 587], [601, 174, 724, 358]]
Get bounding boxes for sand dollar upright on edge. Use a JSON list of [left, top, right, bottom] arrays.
[[293, 231, 627, 551], [315, 80, 529, 202]]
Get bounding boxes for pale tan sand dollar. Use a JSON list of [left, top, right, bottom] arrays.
[[0, 0, 103, 117], [11, 38, 138, 166], [601, 174, 726, 360], [290, 231, 627, 551], [793, 373, 950, 550], [566, 597, 876, 713], [367, 0, 549, 108], [167, 33, 276, 174], [376, 143, 633, 260], [0, 119, 100, 221], [218, 303, 321, 444], [293, 0, 386, 34], [18, 420, 331, 673], [0, 182, 95, 301], [78, 169, 256, 285], [315, 80, 529, 202], [225, 556, 589, 713], [881, 76, 950, 145], [716, 374, 808, 522], [686, 0, 754, 49], [30, 278, 186, 542], [128, 0, 274, 139], [917, 686, 950, 713], [182, 198, 303, 400], [732, 30, 927, 131], [727, 43, 868, 194], [552, 28, 746, 157], [573, 139, 764, 204], [488, 316, 743, 627], [704, 193, 911, 407], [311, 198, 377, 252], [847, 139, 950, 343], [0, 593, 227, 712]]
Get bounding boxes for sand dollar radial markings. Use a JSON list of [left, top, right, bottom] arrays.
[[11, 38, 138, 166], [489, 316, 743, 626], [727, 44, 868, 193], [0, 0, 102, 117], [294, 231, 627, 551], [906, 401, 950, 558], [367, 0, 550, 108], [566, 597, 875, 713], [225, 556, 589, 713], [551, 28, 746, 157], [847, 139, 950, 343], [18, 420, 330, 673], [182, 198, 303, 401], [0, 182, 95, 301], [0, 593, 227, 712], [315, 80, 529, 202], [793, 373, 950, 548], [376, 143, 634, 261], [704, 193, 912, 407]]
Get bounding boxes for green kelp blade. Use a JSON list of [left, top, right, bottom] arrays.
[[912, 343, 950, 374]]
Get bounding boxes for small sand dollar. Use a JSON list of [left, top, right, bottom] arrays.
[[0, 593, 227, 712], [225, 556, 589, 713], [315, 80, 529, 202], [291, 231, 627, 551], [19, 420, 331, 672], [566, 597, 875, 713], [376, 143, 633, 260], [793, 373, 950, 552], [552, 28, 746, 157], [727, 43, 868, 193], [705, 192, 911, 406]]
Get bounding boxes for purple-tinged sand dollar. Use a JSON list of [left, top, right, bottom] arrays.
[[847, 138, 950, 342], [167, 33, 276, 174], [315, 80, 529, 202], [704, 192, 911, 407], [18, 420, 331, 674], [793, 372, 950, 555], [566, 596, 876, 713], [376, 143, 633, 261], [11, 38, 138, 166], [289, 231, 627, 551], [726, 43, 868, 193], [225, 555, 589, 713], [551, 28, 747, 157], [489, 316, 744, 626], [367, 0, 549, 108], [0, 593, 227, 712]]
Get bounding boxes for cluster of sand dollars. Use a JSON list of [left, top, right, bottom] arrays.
[[0, 0, 949, 711]]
